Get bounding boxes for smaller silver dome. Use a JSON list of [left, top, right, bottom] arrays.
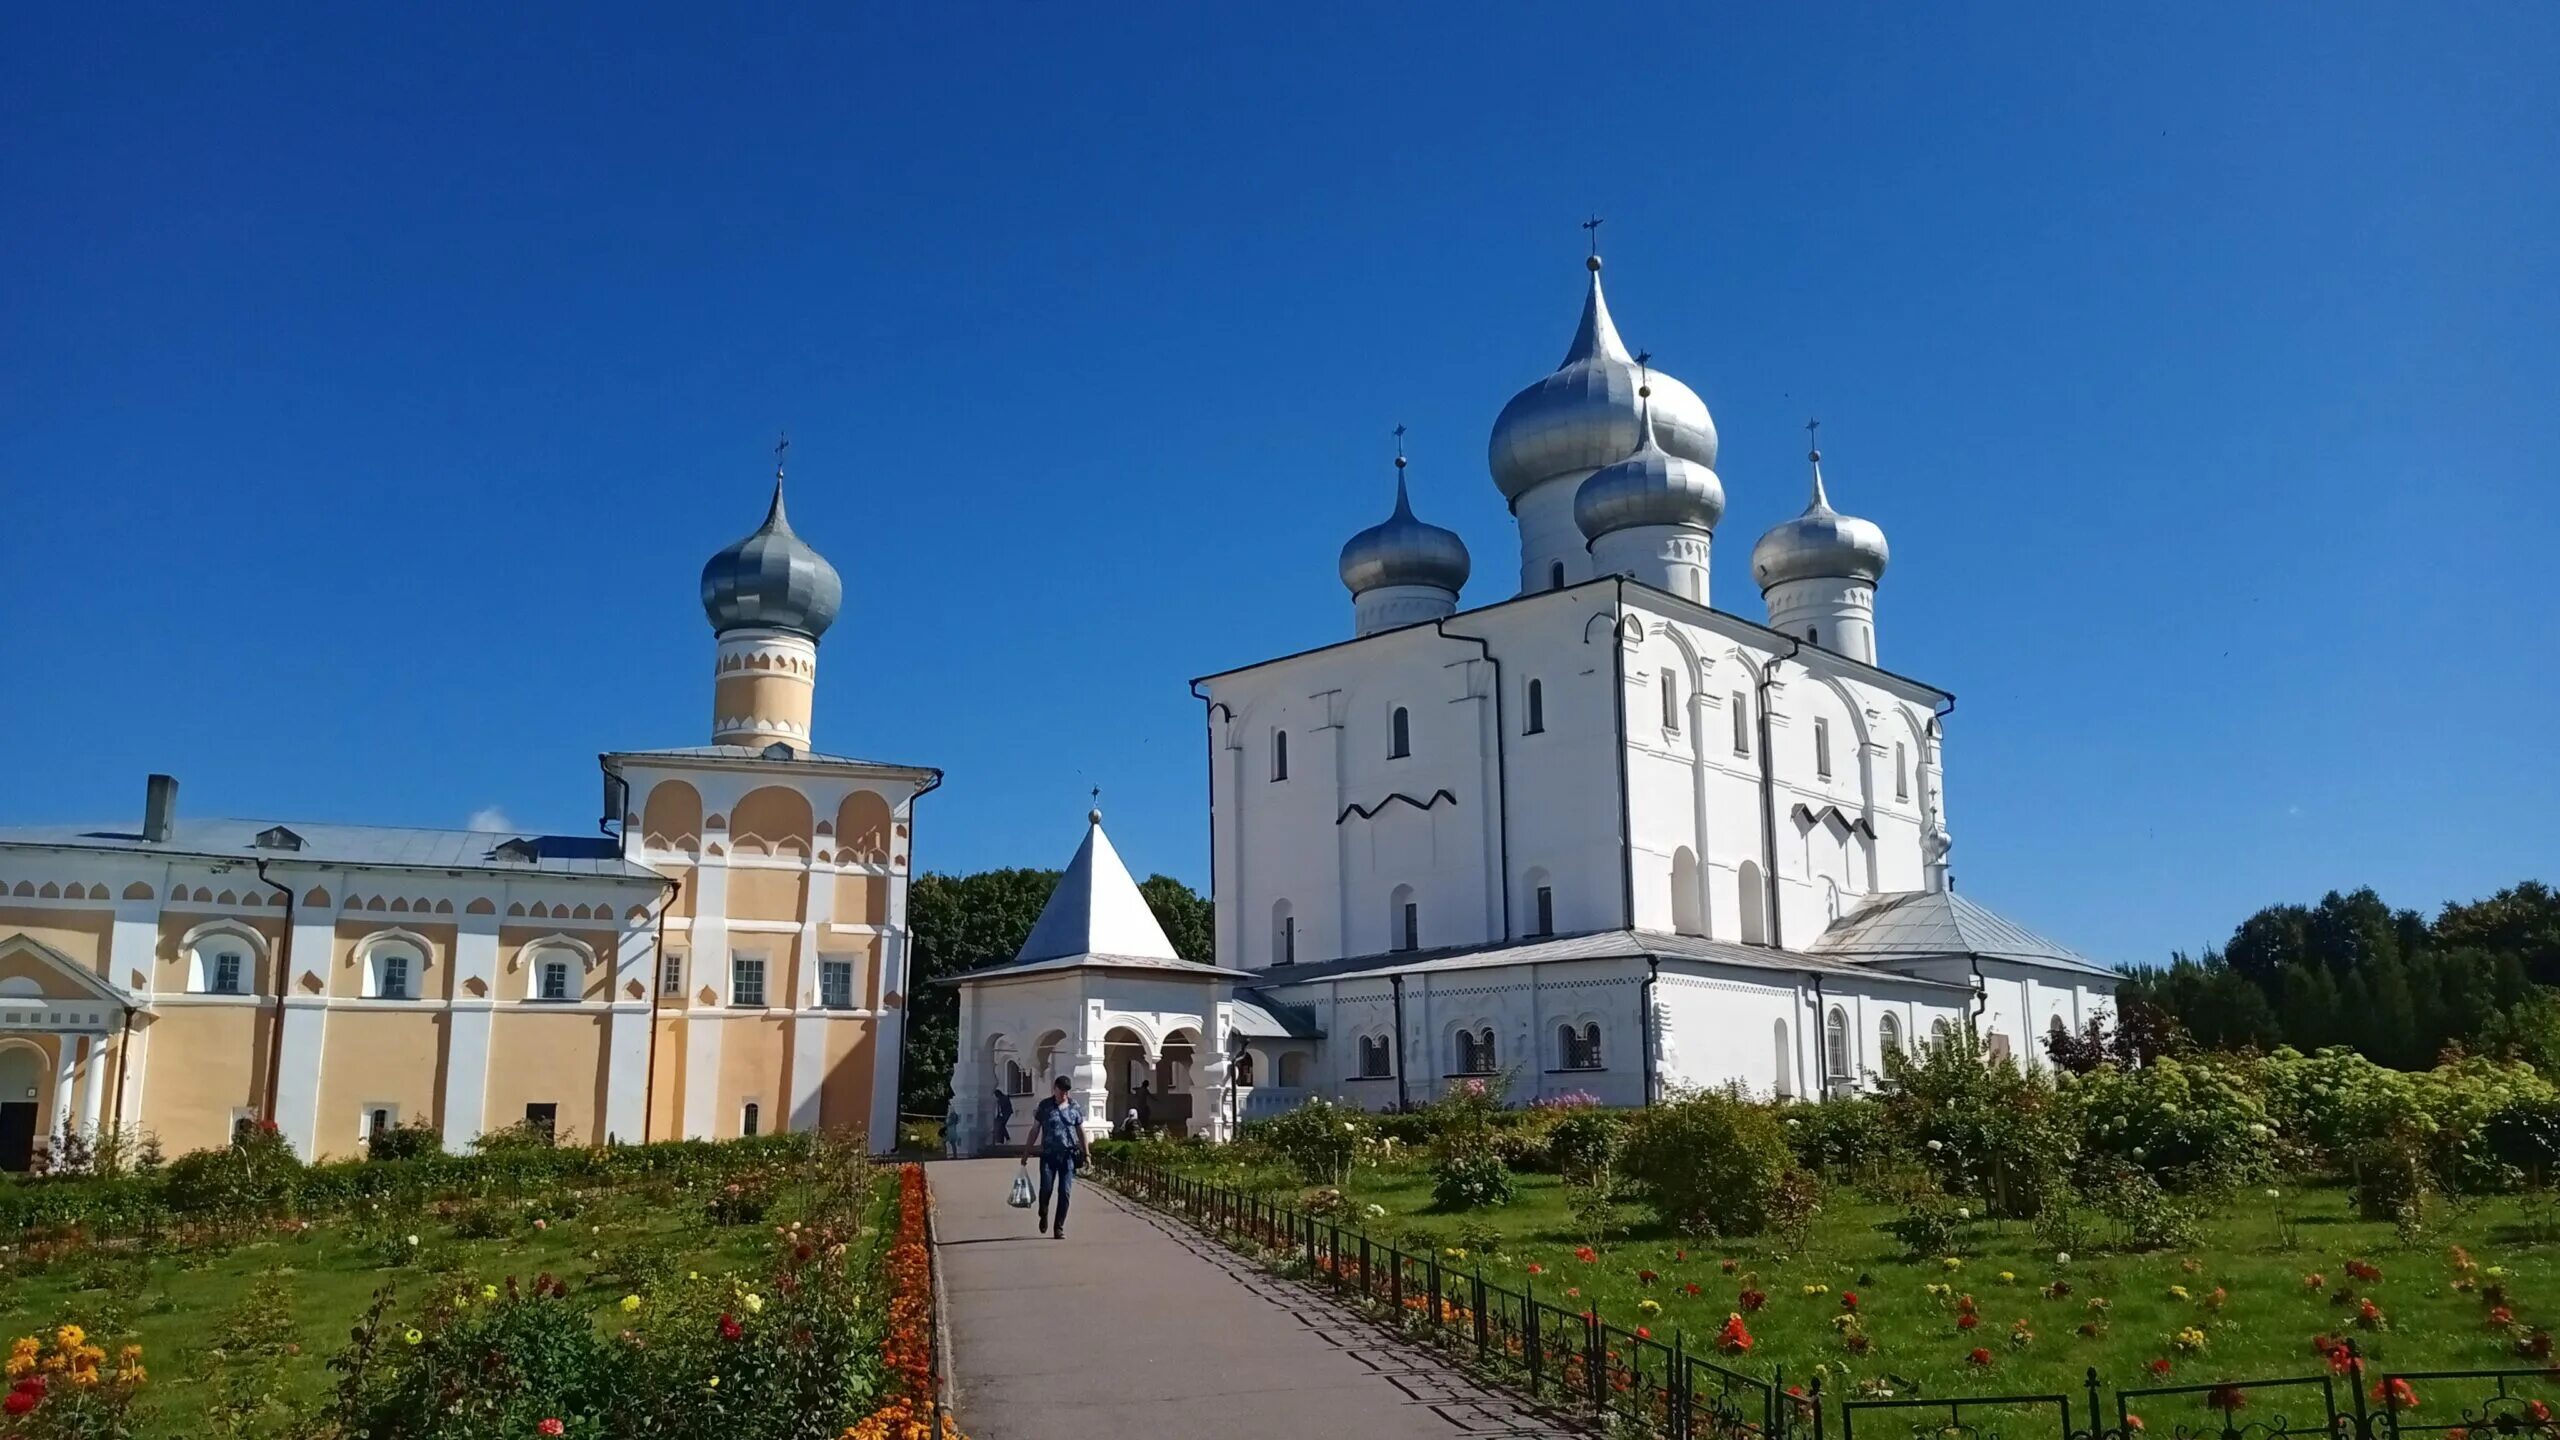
[[1574, 400, 1726, 539], [1751, 451, 1890, 590], [701, 481, 844, 638], [1340, 465, 1471, 596]]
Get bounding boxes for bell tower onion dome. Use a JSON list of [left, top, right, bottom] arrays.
[[1488, 250, 1717, 595], [1751, 424, 1891, 663], [1340, 436, 1470, 637], [700, 439, 842, 751]]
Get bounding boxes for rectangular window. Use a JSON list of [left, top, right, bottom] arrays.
[[660, 950, 684, 997], [524, 1102, 558, 1141], [1815, 718, 1833, 780], [1399, 902, 1419, 952], [732, 956, 767, 1008], [819, 959, 855, 1010], [741, 1101, 761, 1137], [1895, 742, 1910, 801], [1534, 886, 1554, 937], [1279, 916, 1295, 966], [1661, 670, 1680, 731], [362, 1105, 397, 1144], [1731, 693, 1750, 756], [380, 954, 409, 1000], [213, 953, 244, 994], [539, 962, 570, 1002], [1271, 729, 1289, 781], [1524, 679, 1545, 734], [1389, 707, 1411, 759]]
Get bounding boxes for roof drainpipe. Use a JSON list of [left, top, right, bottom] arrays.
[[1433, 617, 1511, 941], [253, 858, 294, 1130], [1610, 579, 1636, 930], [1639, 955, 1661, 1107], [1928, 694, 1959, 894], [1389, 973, 1410, 1113], [1756, 638, 1804, 949], [1189, 686, 1232, 960]]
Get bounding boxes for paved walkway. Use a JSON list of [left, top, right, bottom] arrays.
[[930, 1158, 1573, 1440]]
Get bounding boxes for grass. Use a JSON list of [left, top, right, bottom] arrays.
[[0, 1187, 790, 1437], [1110, 1152, 2560, 1423]]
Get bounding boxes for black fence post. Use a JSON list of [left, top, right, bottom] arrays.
[[1671, 1332, 1690, 1440], [1428, 1254, 1444, 1342], [1390, 1242, 1404, 1320], [2084, 1367, 2103, 1440], [1585, 1309, 1605, 1416], [1473, 1267, 1489, 1362], [2349, 1343, 2371, 1440], [1525, 1289, 1542, 1397]]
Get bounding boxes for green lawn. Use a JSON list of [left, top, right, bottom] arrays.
[[1107, 1153, 2560, 1423], [1, 1187, 790, 1436]]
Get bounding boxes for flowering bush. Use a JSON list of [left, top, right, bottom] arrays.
[[1245, 1098, 1367, 1185], [2, 1324, 148, 1438], [1619, 1089, 1794, 1236]]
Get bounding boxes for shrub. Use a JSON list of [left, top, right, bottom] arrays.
[[162, 1123, 304, 1222], [1619, 1088, 1794, 1236], [2059, 1055, 2273, 1194], [705, 1170, 777, 1227], [1878, 1028, 2070, 1217], [367, 1120, 442, 1164], [1431, 1151, 1516, 1211], [1248, 1098, 1367, 1185], [1779, 1097, 1897, 1184], [1545, 1109, 1625, 1182]]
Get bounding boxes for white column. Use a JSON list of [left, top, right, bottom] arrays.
[[682, 1015, 725, 1139], [442, 910, 500, 1152], [79, 1036, 106, 1134], [271, 899, 336, 1158], [1193, 999, 1233, 1142], [49, 1042, 76, 1141], [950, 985, 981, 1155]]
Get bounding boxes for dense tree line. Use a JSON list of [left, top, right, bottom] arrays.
[[2116, 881, 2560, 1070], [895, 868, 1211, 1116]]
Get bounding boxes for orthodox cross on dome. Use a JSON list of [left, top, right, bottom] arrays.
[[773, 431, 790, 480], [1804, 416, 1821, 460], [1393, 423, 1407, 471], [1582, 214, 1605, 255]]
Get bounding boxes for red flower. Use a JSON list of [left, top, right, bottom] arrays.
[[1636, 1326, 1652, 1340], [1716, 1314, 1754, 1354], [1957, 1293, 1978, 1314], [1739, 1289, 1768, 1312], [1957, 1313, 1980, 1331], [1968, 1347, 1994, 1367], [1527, 1263, 1545, 1275], [1638, 1270, 1659, 1286], [2329, 1347, 2365, 1377], [2526, 1400, 2551, 1424], [2208, 1386, 2248, 1412], [2126, 1416, 2145, 1432], [2492, 1306, 2519, 1328], [1575, 1246, 1598, 1264], [1676, 1250, 1687, 1262], [1841, 1291, 1860, 1312], [539, 1422, 566, 1438], [2347, 1260, 2383, 1283], [2305, 1273, 2327, 1290], [4, 1389, 38, 1417], [718, 1313, 744, 1342], [1683, 1282, 1702, 1296], [1721, 1259, 1739, 1274], [2149, 1358, 2173, 1377], [2373, 1378, 2419, 1410]]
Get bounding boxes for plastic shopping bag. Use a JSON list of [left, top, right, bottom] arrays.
[[1007, 1162, 1035, 1209]]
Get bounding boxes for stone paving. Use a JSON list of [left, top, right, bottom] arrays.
[[931, 1157, 1576, 1440]]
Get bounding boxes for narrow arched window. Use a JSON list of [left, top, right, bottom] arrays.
[[1879, 1012, 1903, 1056], [1534, 884, 1555, 937], [1661, 670, 1681, 731], [1478, 1027, 1497, 1072], [1807, 626, 1820, 644], [1389, 707, 1411, 759], [1582, 1022, 1603, 1070], [1557, 1023, 1577, 1068], [742, 1102, 760, 1137], [1895, 742, 1910, 801], [1731, 691, 1751, 756], [1814, 717, 1833, 779], [1271, 729, 1289, 782], [1525, 678, 1545, 734], [1825, 1006, 1851, 1081], [1402, 901, 1420, 952], [1550, 561, 1566, 591], [1272, 900, 1296, 966]]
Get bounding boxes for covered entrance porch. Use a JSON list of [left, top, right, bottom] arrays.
[[1, 934, 135, 1172]]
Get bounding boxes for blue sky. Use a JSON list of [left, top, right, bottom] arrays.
[[4, 4, 2553, 967]]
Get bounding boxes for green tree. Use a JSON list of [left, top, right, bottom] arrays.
[[897, 867, 1212, 1116], [2439, 882, 2560, 985]]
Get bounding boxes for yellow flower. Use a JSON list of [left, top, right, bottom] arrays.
[[118, 1362, 147, 1384], [1942, 1257, 1963, 1271], [621, 1295, 644, 1313], [1801, 1283, 1829, 1296], [55, 1324, 85, 1350], [2168, 1285, 2191, 1302], [1998, 1271, 2017, 1284], [403, 1328, 424, 1346], [1638, 1299, 1663, 1316], [480, 1284, 499, 1301], [744, 1294, 765, 1314], [708, 1375, 721, 1389]]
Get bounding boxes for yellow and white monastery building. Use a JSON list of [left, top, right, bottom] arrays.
[[0, 465, 936, 1169]]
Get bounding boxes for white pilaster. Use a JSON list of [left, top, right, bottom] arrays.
[[788, 1013, 828, 1134], [604, 1002, 652, 1142], [867, 866, 914, 1150], [49, 1043, 75, 1141], [441, 910, 501, 1151], [682, 1014, 725, 1139], [272, 997, 328, 1159], [79, 1037, 106, 1134]]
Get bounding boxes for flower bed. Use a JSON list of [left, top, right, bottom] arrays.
[[841, 1164, 966, 1440]]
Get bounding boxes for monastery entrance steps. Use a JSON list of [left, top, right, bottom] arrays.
[[928, 1157, 1574, 1440]]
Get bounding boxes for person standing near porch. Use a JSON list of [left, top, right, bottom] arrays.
[[1021, 1075, 1087, 1238], [1133, 1079, 1154, 1136], [991, 1086, 1014, 1149]]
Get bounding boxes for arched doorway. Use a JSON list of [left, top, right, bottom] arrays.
[[1101, 1026, 1152, 1134], [0, 1041, 49, 1173], [1158, 1029, 1199, 1137]]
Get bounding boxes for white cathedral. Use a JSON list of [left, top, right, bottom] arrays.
[[947, 251, 2116, 1147]]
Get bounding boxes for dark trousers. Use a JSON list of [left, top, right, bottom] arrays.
[[1037, 1151, 1076, 1231]]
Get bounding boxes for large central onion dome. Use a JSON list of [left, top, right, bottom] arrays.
[[1574, 380, 1726, 540], [701, 479, 843, 638], [1487, 255, 1718, 505], [1751, 447, 1890, 590], [1340, 456, 1471, 596]]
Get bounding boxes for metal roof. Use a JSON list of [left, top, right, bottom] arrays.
[[0, 818, 661, 880], [1256, 928, 1971, 990], [1230, 994, 1323, 1039], [604, 745, 936, 775], [1807, 890, 2117, 978], [936, 951, 1256, 985]]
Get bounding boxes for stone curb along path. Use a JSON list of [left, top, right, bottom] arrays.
[[925, 1157, 1578, 1440]]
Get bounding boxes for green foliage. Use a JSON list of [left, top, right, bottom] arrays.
[[1778, 1096, 1896, 1183], [1618, 1088, 1795, 1236], [367, 1120, 442, 1164], [2057, 1055, 2274, 1194], [199, 1269, 312, 1440], [161, 1122, 306, 1223], [1245, 1097, 1367, 1185], [1544, 1109, 1625, 1182], [900, 866, 1213, 1115], [1429, 1150, 1515, 1210], [1877, 1026, 2070, 1217]]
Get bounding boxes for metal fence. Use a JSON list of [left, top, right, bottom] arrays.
[[1091, 1154, 2560, 1440]]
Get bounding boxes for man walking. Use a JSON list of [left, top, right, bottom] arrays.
[[1020, 1075, 1087, 1238]]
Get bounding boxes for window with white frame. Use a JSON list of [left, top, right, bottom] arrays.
[[1524, 678, 1545, 734], [1895, 742, 1910, 801], [1558, 1022, 1603, 1071], [1356, 1034, 1392, 1079], [1814, 717, 1833, 779], [819, 958, 855, 1010], [1271, 728, 1289, 781], [378, 949, 412, 1000], [538, 958, 572, 1002], [1878, 1012, 1903, 1057], [1005, 1060, 1033, 1095], [361, 1104, 398, 1146], [1389, 706, 1411, 759], [1661, 669, 1680, 731], [1824, 1006, 1851, 1080], [363, 937, 423, 1000], [660, 950, 685, 997], [741, 1101, 761, 1137], [731, 956, 767, 1008], [1731, 691, 1751, 755], [212, 950, 246, 994]]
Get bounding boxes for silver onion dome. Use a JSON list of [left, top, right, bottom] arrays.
[[1340, 461, 1471, 596], [1751, 449, 1890, 590], [1487, 255, 1718, 505], [701, 480, 844, 638], [1574, 387, 1726, 539]]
